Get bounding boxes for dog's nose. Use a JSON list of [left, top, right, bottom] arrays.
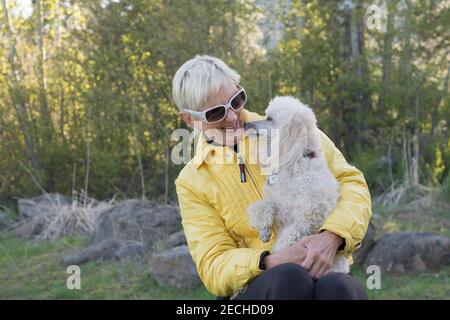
[[244, 122, 256, 130], [244, 122, 260, 136]]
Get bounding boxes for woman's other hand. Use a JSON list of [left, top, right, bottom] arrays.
[[299, 231, 343, 280], [264, 241, 308, 270]]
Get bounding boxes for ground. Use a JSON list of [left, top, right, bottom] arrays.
[[0, 229, 448, 299], [0, 233, 211, 299], [0, 189, 448, 299]]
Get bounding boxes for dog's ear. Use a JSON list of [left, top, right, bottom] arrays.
[[277, 112, 308, 166], [286, 112, 307, 141]]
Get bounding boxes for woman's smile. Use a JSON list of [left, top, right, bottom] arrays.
[[198, 82, 246, 145]]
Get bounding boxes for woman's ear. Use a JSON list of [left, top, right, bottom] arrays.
[[179, 111, 194, 128]]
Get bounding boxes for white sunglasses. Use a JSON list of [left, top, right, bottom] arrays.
[[184, 86, 247, 123]]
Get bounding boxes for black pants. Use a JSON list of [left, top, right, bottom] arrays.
[[233, 263, 368, 300]]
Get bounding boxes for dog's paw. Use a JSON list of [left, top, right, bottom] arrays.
[[260, 227, 272, 243]]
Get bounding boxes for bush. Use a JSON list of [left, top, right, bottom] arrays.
[[438, 174, 450, 201]]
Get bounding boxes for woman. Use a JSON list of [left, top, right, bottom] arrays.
[[173, 55, 371, 300]]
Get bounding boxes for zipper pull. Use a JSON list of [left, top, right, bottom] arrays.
[[236, 144, 246, 183], [239, 163, 246, 183]]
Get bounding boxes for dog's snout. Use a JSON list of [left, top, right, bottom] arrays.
[[244, 122, 256, 130], [245, 120, 269, 130]]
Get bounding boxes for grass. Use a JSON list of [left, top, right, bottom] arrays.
[[372, 195, 450, 238], [0, 190, 449, 300], [351, 265, 450, 300], [0, 231, 448, 299], [0, 232, 213, 300]]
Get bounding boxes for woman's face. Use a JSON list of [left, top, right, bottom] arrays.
[[180, 82, 245, 146]]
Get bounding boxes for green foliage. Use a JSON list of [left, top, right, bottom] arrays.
[[0, 0, 449, 203], [439, 175, 450, 201]]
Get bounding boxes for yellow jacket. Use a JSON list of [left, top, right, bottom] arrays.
[[175, 109, 372, 297]]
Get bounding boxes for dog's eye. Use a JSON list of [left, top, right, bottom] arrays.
[[267, 116, 273, 121]]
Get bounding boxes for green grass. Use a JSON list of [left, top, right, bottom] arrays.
[[0, 232, 214, 300], [1, 193, 449, 300], [351, 265, 450, 300], [0, 231, 448, 299]]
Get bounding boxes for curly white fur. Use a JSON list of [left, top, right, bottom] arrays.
[[246, 96, 349, 273]]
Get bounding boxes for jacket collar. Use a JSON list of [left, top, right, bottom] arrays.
[[192, 109, 265, 169]]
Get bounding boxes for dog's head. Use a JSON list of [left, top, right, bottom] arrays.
[[245, 96, 320, 162]]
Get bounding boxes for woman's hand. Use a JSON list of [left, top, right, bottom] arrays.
[[299, 230, 344, 280], [264, 241, 308, 269], [264, 231, 343, 280]]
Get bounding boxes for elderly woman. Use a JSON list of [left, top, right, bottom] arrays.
[[173, 55, 371, 300]]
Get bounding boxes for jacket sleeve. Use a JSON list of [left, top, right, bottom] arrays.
[[318, 130, 372, 257], [175, 180, 266, 297]]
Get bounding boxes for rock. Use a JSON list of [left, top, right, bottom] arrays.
[[412, 254, 427, 272], [14, 215, 47, 239], [61, 239, 122, 266], [114, 240, 145, 262], [166, 230, 187, 248], [61, 239, 145, 266], [18, 193, 72, 219], [92, 199, 182, 251], [149, 245, 201, 289], [61, 199, 182, 265], [352, 220, 376, 265], [363, 232, 450, 275]]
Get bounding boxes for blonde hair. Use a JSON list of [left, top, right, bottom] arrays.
[[172, 55, 241, 111]]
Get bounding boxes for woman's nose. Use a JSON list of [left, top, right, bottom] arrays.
[[225, 108, 239, 122]]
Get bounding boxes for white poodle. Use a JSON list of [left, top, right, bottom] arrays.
[[245, 96, 349, 273]]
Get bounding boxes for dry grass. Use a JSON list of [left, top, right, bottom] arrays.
[[25, 191, 114, 241], [374, 182, 437, 208], [373, 183, 450, 237]]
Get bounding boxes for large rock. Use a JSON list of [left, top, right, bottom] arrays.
[[166, 230, 187, 248], [92, 199, 182, 250], [363, 232, 450, 274], [61, 199, 182, 265], [149, 245, 201, 289], [18, 193, 72, 219], [15, 215, 47, 239], [61, 239, 144, 266], [352, 220, 376, 265]]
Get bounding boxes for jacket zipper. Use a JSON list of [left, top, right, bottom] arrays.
[[236, 145, 263, 199], [245, 164, 263, 200]]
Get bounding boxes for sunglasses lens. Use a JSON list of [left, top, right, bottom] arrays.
[[231, 90, 246, 110], [205, 106, 226, 122]]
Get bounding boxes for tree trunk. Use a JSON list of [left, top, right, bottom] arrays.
[[430, 64, 449, 138], [36, 0, 53, 142], [355, 3, 372, 146], [378, 7, 393, 112], [1, 0, 42, 182]]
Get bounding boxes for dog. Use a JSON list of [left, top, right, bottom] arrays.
[[245, 96, 349, 273]]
